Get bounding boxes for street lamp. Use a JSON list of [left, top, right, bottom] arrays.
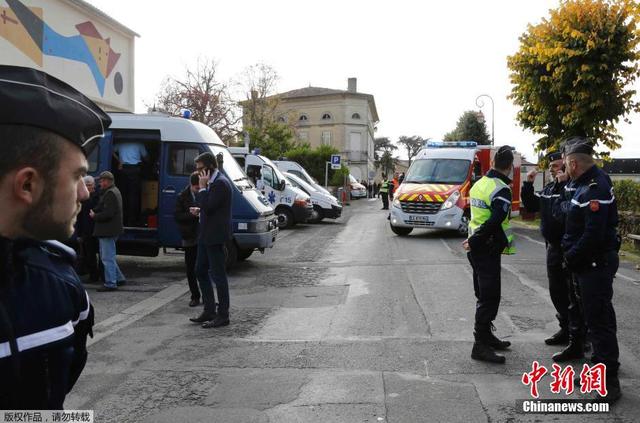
[[475, 94, 494, 146]]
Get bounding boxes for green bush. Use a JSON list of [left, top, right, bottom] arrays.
[[613, 180, 640, 213], [330, 166, 350, 186]]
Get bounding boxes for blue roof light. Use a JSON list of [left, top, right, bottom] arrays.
[[425, 140, 477, 149]]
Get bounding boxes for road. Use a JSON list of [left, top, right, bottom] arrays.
[[67, 198, 640, 422]]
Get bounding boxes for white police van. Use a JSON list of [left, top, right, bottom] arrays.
[[283, 172, 342, 223]]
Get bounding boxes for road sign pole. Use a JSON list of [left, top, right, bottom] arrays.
[[325, 161, 330, 188]]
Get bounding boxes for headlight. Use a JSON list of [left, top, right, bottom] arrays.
[[247, 220, 269, 232], [441, 191, 460, 210], [393, 197, 401, 208]]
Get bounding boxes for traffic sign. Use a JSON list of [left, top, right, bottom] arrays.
[[331, 154, 341, 170]]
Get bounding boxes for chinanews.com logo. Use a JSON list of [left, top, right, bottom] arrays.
[[517, 361, 610, 414]]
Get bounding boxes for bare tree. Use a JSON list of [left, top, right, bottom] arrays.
[[238, 63, 282, 132], [154, 58, 240, 143]]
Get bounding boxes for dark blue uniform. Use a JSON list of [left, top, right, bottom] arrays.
[[557, 165, 620, 374], [0, 238, 94, 409], [522, 179, 571, 335]]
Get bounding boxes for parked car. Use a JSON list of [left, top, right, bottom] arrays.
[[349, 175, 367, 199], [284, 172, 342, 223]]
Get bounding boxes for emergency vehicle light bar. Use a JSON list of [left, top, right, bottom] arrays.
[[425, 140, 477, 148]]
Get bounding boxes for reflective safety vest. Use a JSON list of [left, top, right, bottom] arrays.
[[468, 175, 516, 255], [379, 181, 389, 193]]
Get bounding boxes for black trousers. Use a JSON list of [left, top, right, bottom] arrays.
[[119, 165, 142, 226], [184, 245, 200, 300], [546, 243, 570, 330], [195, 243, 229, 317], [467, 250, 502, 325], [574, 251, 620, 374], [81, 236, 101, 282], [381, 193, 389, 209]]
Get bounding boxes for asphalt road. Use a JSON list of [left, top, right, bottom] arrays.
[[67, 198, 640, 422]]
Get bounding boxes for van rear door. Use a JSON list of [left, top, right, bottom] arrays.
[[159, 142, 203, 247]]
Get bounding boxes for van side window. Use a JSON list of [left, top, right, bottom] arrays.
[[289, 170, 303, 179], [169, 146, 199, 176], [263, 165, 275, 188]]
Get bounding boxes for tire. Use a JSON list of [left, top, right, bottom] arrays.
[[390, 224, 413, 236], [225, 239, 238, 269], [276, 207, 294, 229], [237, 248, 253, 261], [458, 213, 470, 237], [309, 205, 324, 223]]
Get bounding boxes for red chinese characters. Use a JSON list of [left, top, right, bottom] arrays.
[[550, 363, 575, 395], [522, 361, 548, 398], [579, 363, 607, 396]]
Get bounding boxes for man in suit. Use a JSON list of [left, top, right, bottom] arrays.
[[189, 152, 233, 328], [175, 172, 202, 307]]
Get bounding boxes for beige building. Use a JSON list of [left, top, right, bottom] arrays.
[[252, 78, 379, 181]]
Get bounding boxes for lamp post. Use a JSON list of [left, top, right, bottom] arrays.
[[475, 94, 494, 146]]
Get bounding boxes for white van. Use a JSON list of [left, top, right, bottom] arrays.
[[230, 149, 313, 229], [284, 172, 342, 223], [273, 160, 332, 196]]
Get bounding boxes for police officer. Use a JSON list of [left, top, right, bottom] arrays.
[[380, 174, 390, 210], [464, 145, 516, 364], [0, 66, 109, 408], [521, 151, 575, 346], [555, 137, 621, 403]]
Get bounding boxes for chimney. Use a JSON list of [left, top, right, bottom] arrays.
[[348, 77, 357, 93]]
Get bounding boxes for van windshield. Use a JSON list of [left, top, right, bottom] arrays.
[[404, 159, 470, 184], [207, 145, 252, 189]]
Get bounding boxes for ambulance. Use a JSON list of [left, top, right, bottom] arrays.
[[389, 141, 521, 236]]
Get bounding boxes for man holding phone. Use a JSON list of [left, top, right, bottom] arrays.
[[521, 151, 585, 356], [189, 152, 233, 328]]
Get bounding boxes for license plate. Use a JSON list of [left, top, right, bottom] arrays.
[[409, 215, 429, 222]]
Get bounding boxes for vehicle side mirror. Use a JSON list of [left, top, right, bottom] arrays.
[[279, 180, 286, 191]]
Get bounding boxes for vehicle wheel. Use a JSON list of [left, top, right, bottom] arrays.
[[458, 213, 470, 237], [310, 205, 324, 223], [237, 248, 253, 261], [225, 239, 238, 269], [390, 224, 413, 236], [276, 207, 294, 229]]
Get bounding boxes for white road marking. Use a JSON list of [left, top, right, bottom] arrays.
[[516, 232, 545, 247], [616, 272, 639, 283], [88, 283, 188, 347], [439, 238, 457, 255]]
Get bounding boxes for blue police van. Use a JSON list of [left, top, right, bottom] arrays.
[[88, 113, 279, 266]]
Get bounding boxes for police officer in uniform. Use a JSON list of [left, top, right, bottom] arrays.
[[464, 146, 516, 364], [0, 66, 109, 408], [555, 137, 621, 403], [380, 174, 390, 210], [521, 151, 576, 346]]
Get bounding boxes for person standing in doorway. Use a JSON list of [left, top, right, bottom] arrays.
[[113, 141, 148, 226], [91, 171, 125, 292], [76, 175, 101, 283], [175, 172, 202, 307]]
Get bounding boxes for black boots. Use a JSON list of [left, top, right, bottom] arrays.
[[471, 323, 507, 364], [545, 328, 569, 345], [552, 338, 584, 362]]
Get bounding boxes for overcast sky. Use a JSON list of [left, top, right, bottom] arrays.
[[89, 0, 640, 161]]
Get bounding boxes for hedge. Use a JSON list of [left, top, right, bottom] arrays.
[[613, 180, 640, 237]]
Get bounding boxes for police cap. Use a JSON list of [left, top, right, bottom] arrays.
[[545, 151, 563, 162], [0, 65, 111, 152], [561, 136, 593, 156]]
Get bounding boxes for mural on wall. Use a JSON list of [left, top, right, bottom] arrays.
[[0, 0, 122, 96]]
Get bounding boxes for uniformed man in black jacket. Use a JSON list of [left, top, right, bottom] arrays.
[[521, 151, 578, 347], [0, 66, 109, 409], [555, 136, 622, 404]]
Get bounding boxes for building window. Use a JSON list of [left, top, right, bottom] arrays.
[[352, 113, 361, 119], [299, 114, 308, 121], [322, 131, 332, 146], [321, 113, 332, 120], [299, 131, 309, 142]]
